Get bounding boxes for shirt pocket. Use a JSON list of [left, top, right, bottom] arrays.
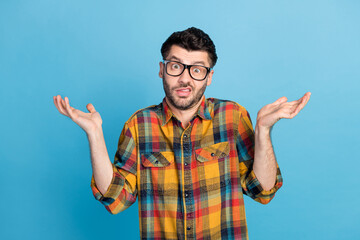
[[195, 141, 230, 163], [195, 142, 231, 190], [141, 151, 175, 168], [140, 152, 177, 196]]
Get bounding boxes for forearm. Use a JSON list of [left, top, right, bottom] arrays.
[[253, 124, 277, 191], [87, 127, 113, 195]]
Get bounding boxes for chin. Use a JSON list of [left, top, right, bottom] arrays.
[[176, 101, 197, 110], [175, 96, 193, 105]]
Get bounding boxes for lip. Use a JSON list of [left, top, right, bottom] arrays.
[[174, 87, 192, 97]]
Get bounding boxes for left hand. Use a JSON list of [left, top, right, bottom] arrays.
[[256, 92, 311, 130]]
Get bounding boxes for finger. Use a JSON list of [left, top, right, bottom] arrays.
[[297, 92, 311, 105], [277, 102, 299, 116], [275, 103, 297, 119], [64, 97, 74, 119], [288, 109, 300, 118], [53, 96, 63, 114], [304, 91, 311, 98], [288, 103, 299, 113], [61, 98, 73, 116], [86, 103, 96, 113], [287, 92, 310, 110], [55, 95, 67, 116], [304, 92, 311, 106], [296, 92, 311, 111], [287, 98, 302, 106], [273, 96, 288, 105], [61, 98, 66, 109], [281, 101, 300, 110], [289, 102, 304, 118], [289, 93, 311, 118], [279, 92, 311, 119], [60, 97, 71, 116], [57, 95, 69, 117]]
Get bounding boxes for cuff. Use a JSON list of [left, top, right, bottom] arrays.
[[249, 169, 283, 196], [90, 165, 125, 206], [246, 167, 283, 204]]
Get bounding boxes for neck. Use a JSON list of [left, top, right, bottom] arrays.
[[165, 96, 204, 128]]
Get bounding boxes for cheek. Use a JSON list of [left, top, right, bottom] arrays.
[[165, 76, 180, 88], [163, 77, 174, 90], [194, 82, 207, 91]]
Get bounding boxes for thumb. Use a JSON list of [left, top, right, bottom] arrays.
[[86, 103, 96, 113], [274, 96, 287, 105]]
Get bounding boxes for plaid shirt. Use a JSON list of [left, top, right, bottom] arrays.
[[91, 97, 283, 239]]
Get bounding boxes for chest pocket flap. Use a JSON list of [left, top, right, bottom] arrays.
[[195, 141, 230, 163], [141, 152, 175, 167]]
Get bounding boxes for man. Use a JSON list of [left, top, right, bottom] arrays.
[[53, 27, 311, 239]]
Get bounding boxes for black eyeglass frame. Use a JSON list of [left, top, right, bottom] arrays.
[[163, 60, 212, 81]]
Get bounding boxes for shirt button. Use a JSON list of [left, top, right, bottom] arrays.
[[211, 153, 215, 157], [187, 226, 191, 231], [184, 162, 188, 166], [185, 193, 189, 197], [184, 134, 187, 138]]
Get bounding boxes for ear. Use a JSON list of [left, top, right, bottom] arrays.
[[206, 69, 214, 86], [159, 61, 164, 78]]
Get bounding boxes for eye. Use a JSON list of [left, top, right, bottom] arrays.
[[193, 68, 201, 74], [172, 63, 181, 70]]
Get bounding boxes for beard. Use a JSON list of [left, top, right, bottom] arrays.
[[162, 77, 207, 111]]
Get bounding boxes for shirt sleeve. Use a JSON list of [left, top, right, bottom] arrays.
[[90, 122, 138, 214], [236, 106, 283, 204]]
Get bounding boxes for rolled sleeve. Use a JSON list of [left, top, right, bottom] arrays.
[[90, 122, 138, 214], [241, 162, 283, 204], [90, 165, 137, 214]]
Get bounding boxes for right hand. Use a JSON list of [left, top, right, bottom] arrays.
[[53, 95, 103, 134]]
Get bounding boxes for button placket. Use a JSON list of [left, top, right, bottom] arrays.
[[182, 127, 194, 237], [183, 130, 191, 167]]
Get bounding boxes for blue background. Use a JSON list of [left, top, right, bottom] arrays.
[[1, 0, 359, 239]]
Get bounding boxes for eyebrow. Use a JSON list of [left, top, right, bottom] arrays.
[[168, 56, 207, 66]]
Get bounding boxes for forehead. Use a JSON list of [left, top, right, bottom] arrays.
[[166, 45, 211, 66]]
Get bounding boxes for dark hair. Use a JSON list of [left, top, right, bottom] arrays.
[[161, 27, 218, 68]]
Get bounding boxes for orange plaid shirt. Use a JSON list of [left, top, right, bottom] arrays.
[[91, 97, 282, 239]]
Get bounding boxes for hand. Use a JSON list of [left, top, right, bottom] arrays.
[[256, 92, 311, 130], [53, 95, 103, 134]]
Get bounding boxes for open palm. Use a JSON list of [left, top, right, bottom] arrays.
[[256, 92, 311, 129], [53, 95, 102, 134]]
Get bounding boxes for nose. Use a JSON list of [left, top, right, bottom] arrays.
[[178, 66, 192, 84]]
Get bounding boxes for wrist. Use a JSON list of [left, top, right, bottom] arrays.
[[86, 126, 104, 141], [255, 122, 271, 134]]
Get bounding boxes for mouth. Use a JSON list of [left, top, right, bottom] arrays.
[[174, 87, 192, 97]]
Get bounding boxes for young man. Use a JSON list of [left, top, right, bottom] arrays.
[[53, 27, 311, 239]]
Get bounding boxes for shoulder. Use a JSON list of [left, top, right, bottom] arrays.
[[206, 98, 249, 116], [124, 103, 162, 127]]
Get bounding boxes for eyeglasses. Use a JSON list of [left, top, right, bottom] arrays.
[[163, 60, 212, 81]]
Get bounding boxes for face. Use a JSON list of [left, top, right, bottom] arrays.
[[159, 45, 214, 111]]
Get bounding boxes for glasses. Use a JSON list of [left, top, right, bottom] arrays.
[[163, 60, 212, 81]]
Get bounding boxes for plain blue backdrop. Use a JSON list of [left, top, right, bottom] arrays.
[[1, 0, 359, 239]]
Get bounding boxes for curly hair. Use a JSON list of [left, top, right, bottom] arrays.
[[161, 27, 218, 68]]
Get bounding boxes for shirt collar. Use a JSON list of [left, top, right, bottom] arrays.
[[160, 96, 212, 126]]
